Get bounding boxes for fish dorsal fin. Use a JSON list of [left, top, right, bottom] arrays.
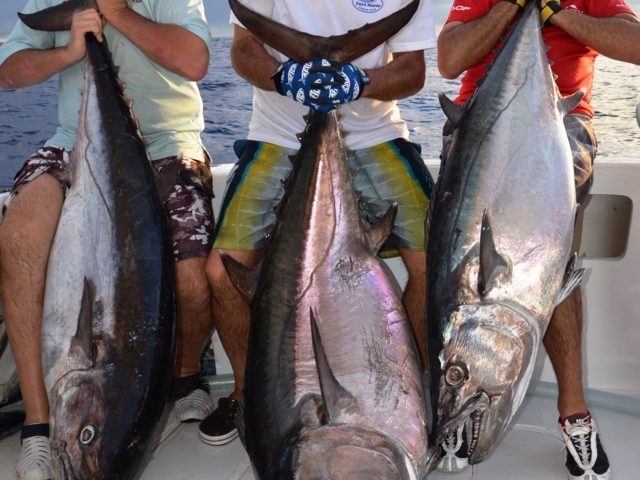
[[310, 308, 356, 423], [438, 93, 467, 129], [554, 253, 585, 306], [219, 252, 258, 303], [367, 202, 398, 254], [71, 277, 96, 364], [558, 90, 585, 116], [478, 210, 509, 296]]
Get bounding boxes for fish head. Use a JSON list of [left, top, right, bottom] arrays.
[[283, 425, 416, 480], [49, 372, 106, 479], [435, 303, 537, 463]]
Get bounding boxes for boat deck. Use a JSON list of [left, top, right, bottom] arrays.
[[1, 383, 637, 479]]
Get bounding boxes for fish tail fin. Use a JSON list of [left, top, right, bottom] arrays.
[[229, 0, 420, 62]]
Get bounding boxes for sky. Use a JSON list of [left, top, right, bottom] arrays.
[[1, 0, 639, 38]]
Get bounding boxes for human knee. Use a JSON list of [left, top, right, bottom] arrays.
[[401, 249, 427, 283], [176, 260, 210, 312], [205, 249, 228, 289]]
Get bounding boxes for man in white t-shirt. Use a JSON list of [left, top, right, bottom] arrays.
[[199, 0, 437, 446]]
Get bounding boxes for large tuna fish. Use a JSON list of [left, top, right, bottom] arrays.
[[426, 1, 584, 465], [19, 8, 176, 479], [224, 1, 429, 478]]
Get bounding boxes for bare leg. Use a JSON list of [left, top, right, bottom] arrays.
[[543, 288, 588, 418], [0, 175, 64, 425], [174, 256, 213, 378], [205, 249, 261, 400], [399, 248, 427, 370]]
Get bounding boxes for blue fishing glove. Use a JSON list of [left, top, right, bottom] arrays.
[[320, 62, 371, 106], [540, 0, 562, 26], [273, 59, 341, 113]]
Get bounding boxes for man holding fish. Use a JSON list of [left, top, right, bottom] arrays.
[[201, 0, 437, 448], [435, 0, 640, 478], [0, 0, 216, 478]]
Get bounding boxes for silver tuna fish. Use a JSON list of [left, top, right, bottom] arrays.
[[19, 8, 177, 478], [426, 1, 584, 465], [224, 1, 428, 478]]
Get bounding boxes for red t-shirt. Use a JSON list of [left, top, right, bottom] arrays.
[[445, 0, 636, 116]]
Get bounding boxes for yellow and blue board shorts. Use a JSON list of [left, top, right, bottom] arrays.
[[213, 138, 434, 258]]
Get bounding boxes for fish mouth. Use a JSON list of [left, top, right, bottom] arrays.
[[439, 391, 491, 461]]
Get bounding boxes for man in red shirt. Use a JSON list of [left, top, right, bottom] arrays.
[[436, 0, 639, 478]]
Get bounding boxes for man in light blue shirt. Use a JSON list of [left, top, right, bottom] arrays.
[[0, 1, 215, 478]]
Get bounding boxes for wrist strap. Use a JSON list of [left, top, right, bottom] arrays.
[[541, 1, 562, 26]]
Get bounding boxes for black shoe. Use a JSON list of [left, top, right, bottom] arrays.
[[560, 413, 611, 480], [436, 422, 470, 473], [198, 397, 239, 446]]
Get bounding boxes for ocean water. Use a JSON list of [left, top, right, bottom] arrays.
[[0, 37, 639, 188]]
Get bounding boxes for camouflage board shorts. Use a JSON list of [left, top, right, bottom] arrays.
[[5, 146, 215, 261], [213, 138, 434, 257]]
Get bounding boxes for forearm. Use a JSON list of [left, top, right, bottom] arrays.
[[102, 7, 209, 80], [362, 50, 425, 101], [550, 12, 640, 65], [0, 48, 77, 89], [437, 1, 519, 79], [230, 26, 280, 92]]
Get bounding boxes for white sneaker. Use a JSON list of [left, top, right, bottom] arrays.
[[560, 413, 611, 480], [15, 436, 52, 480], [174, 387, 214, 423]]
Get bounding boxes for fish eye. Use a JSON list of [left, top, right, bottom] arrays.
[[445, 365, 466, 387], [79, 425, 96, 445]]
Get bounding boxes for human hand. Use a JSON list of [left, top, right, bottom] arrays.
[[324, 62, 370, 106], [272, 58, 343, 113], [540, 0, 562, 26], [503, 0, 528, 10], [64, 9, 104, 64]]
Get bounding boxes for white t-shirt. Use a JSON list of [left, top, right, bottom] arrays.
[[230, 0, 436, 150]]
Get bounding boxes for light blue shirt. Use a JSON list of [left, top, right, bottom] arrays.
[[0, 0, 212, 161]]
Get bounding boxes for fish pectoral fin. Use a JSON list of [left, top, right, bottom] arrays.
[[558, 90, 585, 116], [219, 252, 258, 303], [438, 93, 467, 129], [310, 308, 356, 423], [478, 210, 509, 296], [70, 277, 97, 365], [367, 202, 398, 254], [554, 253, 585, 306]]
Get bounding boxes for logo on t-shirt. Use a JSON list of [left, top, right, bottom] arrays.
[[451, 5, 471, 11], [352, 0, 384, 13]]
